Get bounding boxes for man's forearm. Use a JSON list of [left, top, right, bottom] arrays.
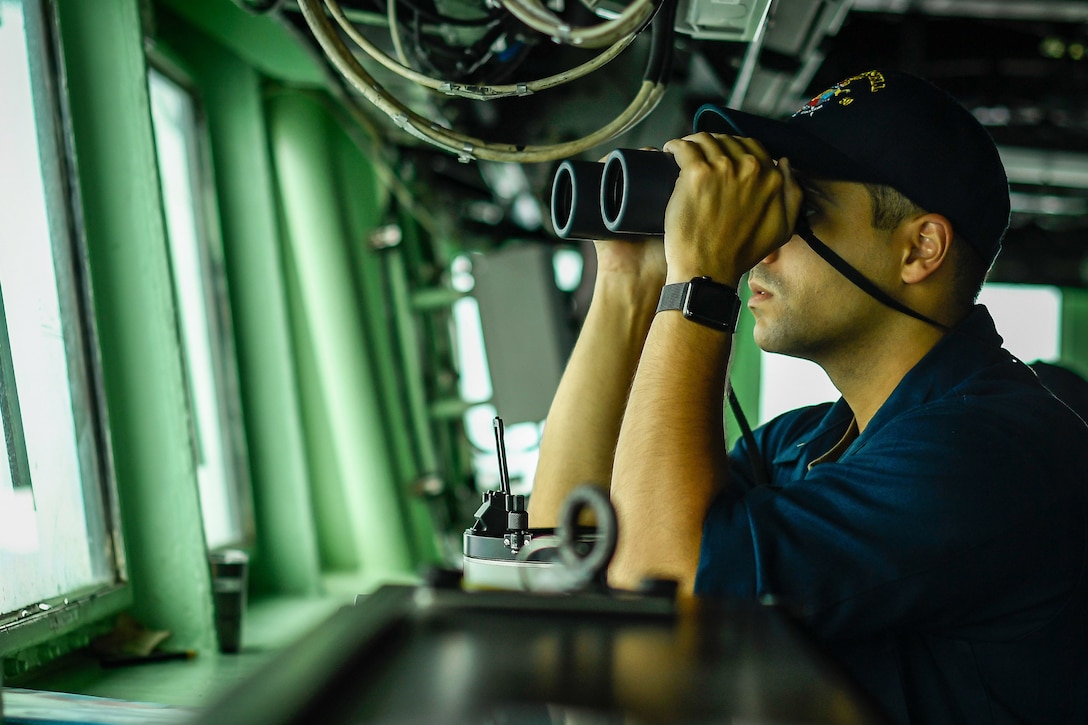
[[608, 313, 734, 593], [529, 274, 660, 527]]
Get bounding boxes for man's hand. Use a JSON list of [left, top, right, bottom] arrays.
[[605, 134, 800, 593], [661, 133, 803, 287], [592, 234, 667, 289]]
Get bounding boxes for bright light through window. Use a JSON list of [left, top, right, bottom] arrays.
[[977, 283, 1061, 363], [451, 254, 542, 496], [757, 284, 1064, 425], [1, 0, 117, 615], [757, 354, 839, 424], [552, 248, 583, 293], [149, 68, 248, 550], [452, 292, 493, 405]]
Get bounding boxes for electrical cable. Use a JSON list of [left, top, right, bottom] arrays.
[[456, 32, 505, 79], [481, 39, 534, 85], [298, 0, 675, 162], [727, 387, 770, 489], [411, 14, 509, 81], [387, 0, 412, 67], [375, 0, 497, 27], [498, 0, 657, 48], [324, 0, 640, 100], [410, 12, 452, 77]]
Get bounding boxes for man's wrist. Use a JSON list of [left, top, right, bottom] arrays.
[[666, 267, 741, 289], [656, 277, 742, 333], [595, 269, 667, 307]]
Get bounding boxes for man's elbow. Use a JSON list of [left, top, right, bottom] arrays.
[[607, 553, 699, 597]]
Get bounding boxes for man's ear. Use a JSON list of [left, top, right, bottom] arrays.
[[901, 213, 952, 285]]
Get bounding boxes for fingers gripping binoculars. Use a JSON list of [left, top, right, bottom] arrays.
[[550, 149, 679, 241]]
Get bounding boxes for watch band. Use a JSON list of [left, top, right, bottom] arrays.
[[656, 276, 741, 332], [655, 281, 688, 314]]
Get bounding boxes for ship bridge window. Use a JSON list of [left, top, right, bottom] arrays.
[[147, 66, 252, 551], [0, 0, 123, 639], [450, 243, 587, 497]]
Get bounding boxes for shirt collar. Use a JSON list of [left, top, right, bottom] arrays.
[[771, 398, 854, 468], [860, 304, 1010, 441]]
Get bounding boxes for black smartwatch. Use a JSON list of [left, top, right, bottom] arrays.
[[655, 276, 742, 332]]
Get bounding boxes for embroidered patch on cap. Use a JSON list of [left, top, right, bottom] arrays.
[[794, 70, 888, 118]]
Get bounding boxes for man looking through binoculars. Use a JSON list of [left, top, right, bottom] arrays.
[[529, 69, 1088, 723]]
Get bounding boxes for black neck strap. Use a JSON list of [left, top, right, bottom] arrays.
[[794, 220, 950, 332]]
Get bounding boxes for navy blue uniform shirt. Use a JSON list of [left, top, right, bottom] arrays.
[[696, 306, 1088, 724]]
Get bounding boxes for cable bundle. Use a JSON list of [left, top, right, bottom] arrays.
[[296, 0, 677, 162]]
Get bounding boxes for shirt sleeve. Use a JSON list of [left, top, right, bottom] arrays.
[[696, 397, 1088, 641]]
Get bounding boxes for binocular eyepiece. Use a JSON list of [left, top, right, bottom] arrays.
[[551, 149, 679, 241]]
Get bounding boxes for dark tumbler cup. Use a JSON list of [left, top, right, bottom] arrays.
[[209, 549, 249, 654]]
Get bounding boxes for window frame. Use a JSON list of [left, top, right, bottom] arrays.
[[0, 0, 129, 656], [0, 286, 33, 494], [145, 51, 256, 553]]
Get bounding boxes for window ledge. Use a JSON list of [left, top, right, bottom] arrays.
[[12, 593, 349, 709]]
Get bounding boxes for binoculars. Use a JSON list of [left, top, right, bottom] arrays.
[[550, 149, 679, 241]]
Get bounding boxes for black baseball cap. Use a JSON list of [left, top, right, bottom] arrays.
[[693, 69, 1010, 268]]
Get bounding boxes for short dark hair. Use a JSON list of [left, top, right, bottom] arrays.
[[864, 182, 924, 232], [863, 182, 989, 306]]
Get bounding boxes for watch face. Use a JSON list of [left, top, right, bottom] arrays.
[[682, 278, 740, 331]]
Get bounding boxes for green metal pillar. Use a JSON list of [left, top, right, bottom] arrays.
[[330, 129, 441, 566], [1062, 287, 1088, 376], [268, 91, 414, 577], [55, 0, 215, 651]]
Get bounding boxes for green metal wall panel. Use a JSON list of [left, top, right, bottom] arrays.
[[727, 285, 762, 447], [155, 0, 324, 86], [1062, 287, 1088, 377], [55, 0, 216, 651], [152, 10, 325, 596], [268, 91, 415, 577], [283, 250, 361, 571], [329, 125, 442, 566]]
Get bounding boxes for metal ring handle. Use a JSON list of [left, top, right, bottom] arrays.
[[557, 485, 618, 583]]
